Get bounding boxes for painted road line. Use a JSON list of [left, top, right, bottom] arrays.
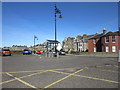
[[86, 67, 119, 73], [114, 65, 120, 68], [96, 65, 112, 68], [50, 70, 120, 84], [0, 78, 16, 85], [43, 68, 86, 89], [0, 70, 48, 85], [1, 64, 117, 74], [1, 70, 44, 74], [1, 64, 116, 74], [1, 67, 81, 74], [6, 73, 37, 88]]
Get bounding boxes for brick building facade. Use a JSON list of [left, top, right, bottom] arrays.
[[101, 32, 119, 52], [88, 28, 120, 52]]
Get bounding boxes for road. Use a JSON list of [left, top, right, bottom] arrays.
[[1, 54, 119, 89]]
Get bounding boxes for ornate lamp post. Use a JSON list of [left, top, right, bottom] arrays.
[[54, 4, 62, 57], [34, 35, 38, 54]]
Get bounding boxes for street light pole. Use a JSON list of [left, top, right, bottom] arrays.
[[54, 5, 57, 57], [34, 35, 38, 54], [34, 36, 35, 54], [54, 4, 62, 57]]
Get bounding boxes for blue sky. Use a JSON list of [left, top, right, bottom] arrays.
[[2, 2, 118, 47]]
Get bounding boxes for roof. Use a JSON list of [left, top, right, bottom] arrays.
[[88, 31, 119, 40], [46, 40, 60, 44], [89, 34, 103, 39], [102, 31, 119, 37]]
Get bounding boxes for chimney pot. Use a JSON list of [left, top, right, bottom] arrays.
[[103, 28, 107, 34]]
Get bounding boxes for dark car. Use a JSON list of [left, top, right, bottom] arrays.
[[59, 51, 66, 55], [2, 49, 11, 56], [23, 49, 32, 55]]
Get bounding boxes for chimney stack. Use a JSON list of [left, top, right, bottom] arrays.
[[103, 28, 107, 35], [96, 32, 98, 34]]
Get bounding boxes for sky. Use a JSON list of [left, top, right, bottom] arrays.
[[2, 2, 118, 47]]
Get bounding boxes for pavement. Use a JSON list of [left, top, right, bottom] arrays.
[[1, 54, 120, 89]]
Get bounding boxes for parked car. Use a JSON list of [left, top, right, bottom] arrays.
[[36, 51, 42, 54], [23, 49, 32, 55], [2, 49, 11, 56], [59, 51, 66, 55]]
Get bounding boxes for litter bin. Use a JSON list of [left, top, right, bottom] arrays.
[[53, 51, 57, 57], [53, 53, 57, 57]]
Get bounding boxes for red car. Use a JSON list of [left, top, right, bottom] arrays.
[[36, 51, 42, 54], [2, 49, 11, 56]]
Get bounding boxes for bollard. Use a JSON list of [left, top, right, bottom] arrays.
[[119, 50, 120, 62]]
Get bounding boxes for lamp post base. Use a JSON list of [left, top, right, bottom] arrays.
[[54, 54, 57, 57]]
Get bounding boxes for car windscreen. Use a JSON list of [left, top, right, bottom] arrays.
[[2, 49, 10, 51], [24, 49, 29, 51]]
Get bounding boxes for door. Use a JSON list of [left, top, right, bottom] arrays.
[[112, 46, 116, 52], [106, 46, 109, 52]]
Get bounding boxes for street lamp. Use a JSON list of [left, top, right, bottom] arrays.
[[54, 4, 62, 57], [34, 35, 38, 54]]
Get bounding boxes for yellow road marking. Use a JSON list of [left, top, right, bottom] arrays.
[[96, 65, 112, 67], [0, 78, 16, 85], [86, 67, 119, 73], [6, 73, 37, 88], [114, 65, 120, 68], [50, 70, 120, 84], [1, 70, 48, 85], [2, 70, 44, 74], [43, 68, 85, 88], [1, 67, 81, 74], [1, 64, 117, 74]]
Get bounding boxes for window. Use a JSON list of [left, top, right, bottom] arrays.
[[101, 37, 104, 44], [106, 46, 109, 52], [80, 43, 83, 46], [102, 46, 104, 52], [93, 39, 96, 44], [106, 36, 109, 43], [112, 46, 116, 52], [112, 36, 116, 43], [94, 47, 96, 52]]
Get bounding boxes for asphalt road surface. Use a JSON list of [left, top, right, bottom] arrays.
[[1, 54, 119, 89]]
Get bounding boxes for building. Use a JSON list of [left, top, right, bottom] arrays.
[[62, 37, 75, 52], [101, 31, 119, 52], [29, 44, 45, 51], [43, 40, 60, 51], [10, 45, 28, 51], [74, 34, 95, 52], [88, 28, 120, 52], [73, 35, 82, 52], [62, 34, 95, 52]]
